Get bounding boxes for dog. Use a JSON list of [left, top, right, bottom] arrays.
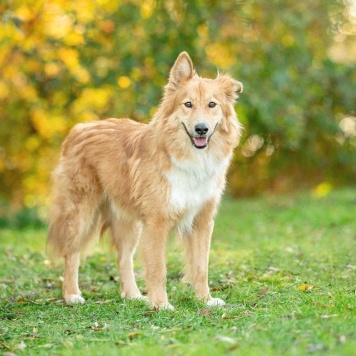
[[47, 52, 243, 310]]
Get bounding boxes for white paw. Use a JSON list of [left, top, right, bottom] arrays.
[[64, 294, 85, 305], [121, 292, 147, 302], [207, 297, 225, 307], [159, 303, 175, 311], [152, 302, 175, 311]]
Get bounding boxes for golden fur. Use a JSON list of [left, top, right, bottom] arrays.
[[47, 52, 243, 309]]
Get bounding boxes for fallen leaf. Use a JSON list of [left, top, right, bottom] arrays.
[[62, 339, 73, 348], [46, 298, 57, 302], [37, 343, 54, 348], [298, 284, 314, 292], [15, 340, 27, 350], [91, 323, 110, 332], [220, 310, 249, 320], [94, 299, 113, 304], [337, 334, 346, 344], [267, 266, 280, 272], [257, 287, 269, 296], [228, 344, 239, 352], [128, 332, 142, 340], [307, 343, 324, 353], [214, 335, 236, 344], [198, 308, 212, 316], [320, 314, 338, 319]]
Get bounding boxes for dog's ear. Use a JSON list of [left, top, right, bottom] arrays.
[[217, 76, 243, 133], [169, 52, 195, 85], [217, 75, 243, 102], [232, 79, 243, 94]]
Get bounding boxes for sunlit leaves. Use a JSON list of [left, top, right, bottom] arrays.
[[0, 0, 355, 207]]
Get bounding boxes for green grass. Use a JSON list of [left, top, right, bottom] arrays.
[[0, 188, 355, 355]]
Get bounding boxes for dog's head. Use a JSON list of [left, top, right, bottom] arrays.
[[157, 52, 243, 152]]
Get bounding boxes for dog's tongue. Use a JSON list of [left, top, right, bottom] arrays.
[[193, 137, 208, 147]]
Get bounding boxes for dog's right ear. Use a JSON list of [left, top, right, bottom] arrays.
[[169, 52, 195, 86]]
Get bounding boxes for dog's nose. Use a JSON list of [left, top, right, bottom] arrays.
[[195, 123, 209, 135]]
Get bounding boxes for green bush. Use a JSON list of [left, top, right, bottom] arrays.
[[0, 0, 355, 205]]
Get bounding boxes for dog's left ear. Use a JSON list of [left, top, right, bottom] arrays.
[[217, 75, 243, 102], [232, 79, 243, 94], [217, 76, 243, 132], [169, 52, 195, 85]]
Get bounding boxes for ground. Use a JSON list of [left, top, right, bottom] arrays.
[[0, 188, 355, 355]]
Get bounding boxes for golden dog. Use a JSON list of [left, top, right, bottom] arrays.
[[48, 52, 243, 309]]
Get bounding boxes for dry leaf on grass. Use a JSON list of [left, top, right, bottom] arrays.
[[198, 308, 212, 316], [128, 332, 142, 340], [298, 284, 314, 291]]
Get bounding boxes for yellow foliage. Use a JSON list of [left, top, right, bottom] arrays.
[[131, 67, 142, 81], [31, 109, 52, 139], [117, 76, 132, 89], [197, 24, 209, 40], [282, 34, 295, 47], [71, 0, 96, 22], [312, 182, 332, 198], [45, 12, 73, 39], [15, 5, 37, 22], [23, 175, 37, 192], [25, 136, 41, 152], [81, 111, 100, 122], [64, 31, 84, 46], [44, 62, 61, 78], [0, 81, 9, 100], [20, 85, 38, 102], [73, 67, 91, 84], [72, 87, 113, 114], [149, 106, 157, 118], [57, 48, 79, 69], [205, 43, 236, 69], [24, 194, 37, 208], [140, 1, 154, 19]]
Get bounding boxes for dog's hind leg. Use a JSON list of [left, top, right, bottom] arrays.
[[48, 195, 100, 305], [110, 215, 142, 300]]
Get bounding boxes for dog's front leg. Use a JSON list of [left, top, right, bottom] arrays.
[[184, 200, 225, 307], [63, 252, 85, 305], [141, 220, 173, 310]]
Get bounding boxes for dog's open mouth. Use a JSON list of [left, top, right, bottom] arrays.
[[182, 123, 212, 149], [192, 136, 208, 149]]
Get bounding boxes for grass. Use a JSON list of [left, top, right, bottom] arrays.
[[0, 188, 355, 355]]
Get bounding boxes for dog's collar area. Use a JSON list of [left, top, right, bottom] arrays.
[[181, 122, 218, 149]]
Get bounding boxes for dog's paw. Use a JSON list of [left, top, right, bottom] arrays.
[[152, 302, 175, 311], [157, 303, 175, 311], [121, 291, 147, 302], [64, 294, 85, 305], [207, 297, 225, 307]]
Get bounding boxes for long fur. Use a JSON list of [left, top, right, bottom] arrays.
[[47, 52, 243, 309]]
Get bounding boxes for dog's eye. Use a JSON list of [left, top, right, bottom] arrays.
[[208, 102, 217, 108], [184, 102, 193, 108]]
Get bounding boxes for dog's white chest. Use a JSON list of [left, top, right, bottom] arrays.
[[166, 153, 229, 234]]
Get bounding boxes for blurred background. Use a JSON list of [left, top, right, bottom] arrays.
[[0, 0, 355, 225]]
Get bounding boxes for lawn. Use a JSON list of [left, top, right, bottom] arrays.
[[0, 188, 355, 355]]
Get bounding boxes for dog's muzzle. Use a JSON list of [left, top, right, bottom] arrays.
[[182, 123, 217, 149]]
